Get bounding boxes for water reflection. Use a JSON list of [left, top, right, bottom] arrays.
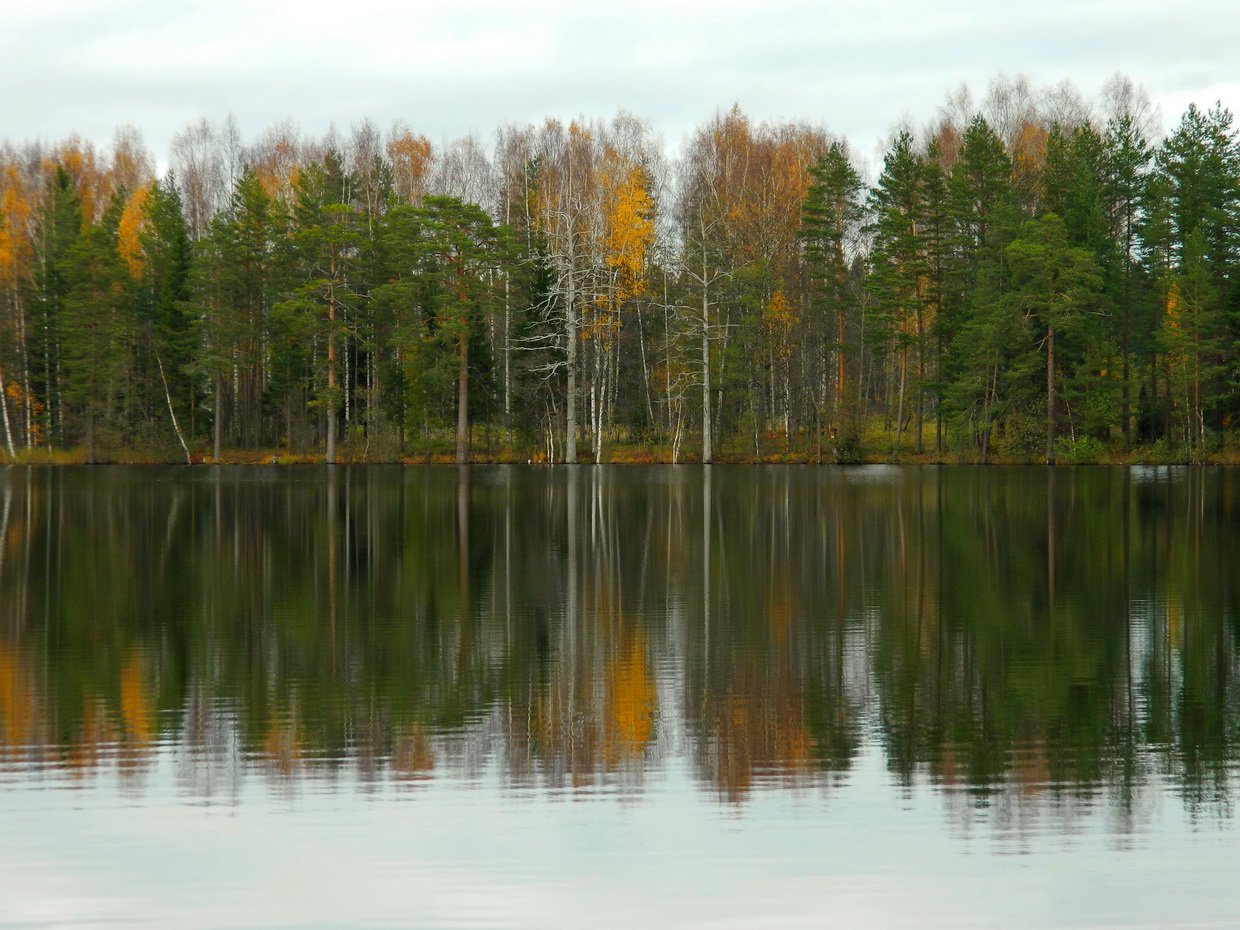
[[0, 465, 1238, 829]]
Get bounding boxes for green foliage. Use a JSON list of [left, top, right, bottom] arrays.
[[60, 195, 133, 460], [5, 92, 1240, 462], [1053, 434, 1107, 463], [26, 165, 82, 446]]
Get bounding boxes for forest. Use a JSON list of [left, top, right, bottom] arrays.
[[0, 75, 1237, 464]]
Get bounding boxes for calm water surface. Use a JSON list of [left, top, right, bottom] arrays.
[[1, 464, 1238, 928]]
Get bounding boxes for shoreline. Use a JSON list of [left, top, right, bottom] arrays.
[[3, 447, 1238, 467]]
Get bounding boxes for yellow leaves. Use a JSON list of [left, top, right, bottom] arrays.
[[1012, 120, 1049, 179], [581, 305, 621, 345], [117, 183, 151, 278], [763, 290, 798, 359], [763, 289, 796, 334], [602, 164, 653, 304], [1164, 281, 1181, 330], [3, 382, 42, 446]]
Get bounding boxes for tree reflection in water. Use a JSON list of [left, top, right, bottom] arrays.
[[0, 464, 1237, 831]]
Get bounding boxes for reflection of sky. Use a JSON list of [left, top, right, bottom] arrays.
[[3, 745, 1238, 929]]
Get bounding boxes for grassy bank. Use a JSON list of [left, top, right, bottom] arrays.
[[5, 435, 1240, 466]]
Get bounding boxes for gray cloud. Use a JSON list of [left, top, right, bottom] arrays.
[[3, 0, 1237, 169]]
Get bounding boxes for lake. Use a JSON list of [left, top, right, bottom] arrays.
[[1, 464, 1238, 928]]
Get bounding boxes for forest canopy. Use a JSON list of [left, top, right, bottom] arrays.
[[1, 75, 1237, 464]]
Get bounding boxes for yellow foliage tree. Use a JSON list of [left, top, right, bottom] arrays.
[[386, 127, 433, 205], [56, 137, 105, 227], [117, 183, 151, 278], [603, 164, 653, 304], [763, 289, 797, 360], [0, 164, 33, 286]]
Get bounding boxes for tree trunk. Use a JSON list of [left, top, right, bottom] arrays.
[[836, 305, 847, 434], [213, 373, 223, 462], [1046, 323, 1056, 466], [893, 348, 907, 457], [565, 266, 577, 464], [0, 367, 15, 459], [155, 350, 192, 464], [456, 334, 470, 464], [326, 284, 338, 465], [980, 364, 996, 463], [636, 303, 655, 432], [915, 302, 925, 454], [701, 284, 712, 465]]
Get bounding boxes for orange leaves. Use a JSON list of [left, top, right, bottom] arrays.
[[0, 164, 33, 286], [117, 183, 151, 278], [251, 126, 302, 203], [386, 128, 433, 205], [55, 137, 111, 228], [119, 652, 154, 748], [568, 119, 593, 145], [687, 105, 830, 272], [605, 629, 656, 758], [391, 723, 435, 780], [0, 644, 38, 751]]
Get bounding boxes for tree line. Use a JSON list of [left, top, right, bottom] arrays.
[[1, 75, 1237, 464]]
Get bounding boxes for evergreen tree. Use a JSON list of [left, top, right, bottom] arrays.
[[801, 141, 864, 442], [944, 116, 1018, 459], [1153, 104, 1240, 430], [191, 169, 277, 459], [28, 165, 82, 447], [1102, 113, 1153, 447], [60, 195, 131, 462], [1005, 213, 1103, 463], [278, 155, 359, 463], [137, 177, 194, 455], [867, 130, 928, 454]]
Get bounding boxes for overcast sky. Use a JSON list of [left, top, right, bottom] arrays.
[[4, 0, 1239, 175]]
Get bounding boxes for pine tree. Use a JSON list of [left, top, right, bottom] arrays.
[[28, 166, 82, 448], [801, 141, 864, 443], [1005, 213, 1103, 463], [944, 116, 1018, 459], [191, 169, 278, 459], [867, 130, 928, 454], [1153, 104, 1240, 432], [137, 178, 194, 456], [278, 155, 359, 463], [60, 195, 132, 462], [1102, 113, 1153, 447]]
